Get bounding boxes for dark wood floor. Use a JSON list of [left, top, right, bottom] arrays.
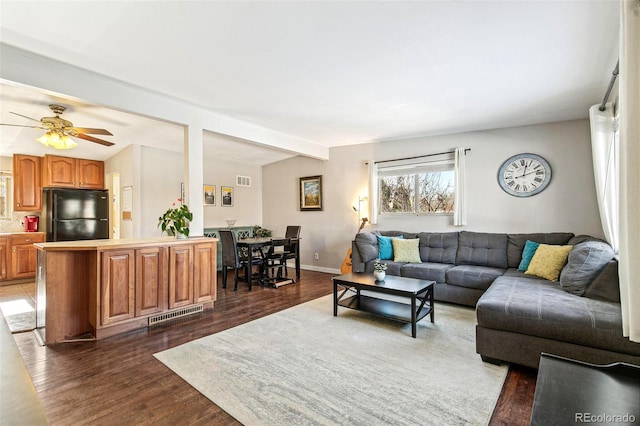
[[7, 269, 536, 425]]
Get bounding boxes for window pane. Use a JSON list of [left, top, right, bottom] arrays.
[[419, 170, 455, 213], [0, 175, 10, 219], [380, 174, 415, 213]]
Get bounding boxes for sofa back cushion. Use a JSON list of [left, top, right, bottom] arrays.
[[354, 232, 379, 263], [417, 232, 458, 264], [560, 238, 615, 295], [456, 231, 508, 269], [506, 232, 575, 268], [584, 260, 620, 302]]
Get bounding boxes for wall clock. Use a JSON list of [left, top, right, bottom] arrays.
[[498, 153, 551, 197]]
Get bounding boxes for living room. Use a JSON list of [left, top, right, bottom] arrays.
[[1, 1, 639, 425]]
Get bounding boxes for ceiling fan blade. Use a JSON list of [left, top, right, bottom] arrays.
[[75, 133, 115, 147], [73, 127, 113, 136], [0, 123, 47, 130], [10, 112, 42, 122]]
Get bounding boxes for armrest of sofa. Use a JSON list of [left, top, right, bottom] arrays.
[[351, 240, 365, 272]]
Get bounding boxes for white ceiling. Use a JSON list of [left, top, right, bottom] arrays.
[[0, 1, 620, 164]]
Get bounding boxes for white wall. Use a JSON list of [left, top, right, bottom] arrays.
[[262, 119, 605, 272], [105, 145, 264, 237]]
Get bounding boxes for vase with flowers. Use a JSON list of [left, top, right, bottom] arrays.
[[158, 199, 193, 238], [373, 258, 387, 281]]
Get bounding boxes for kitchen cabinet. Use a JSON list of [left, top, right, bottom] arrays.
[[0, 237, 7, 281], [13, 154, 42, 211], [135, 247, 165, 317], [76, 159, 104, 189], [194, 242, 216, 303], [42, 155, 75, 188], [101, 249, 135, 325], [42, 155, 105, 189], [0, 233, 45, 282], [35, 238, 217, 344], [168, 244, 194, 309]]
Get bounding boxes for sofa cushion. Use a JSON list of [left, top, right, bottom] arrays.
[[506, 232, 575, 268], [401, 262, 453, 282], [456, 231, 508, 269], [584, 261, 620, 303], [392, 238, 421, 263], [417, 232, 458, 264], [525, 244, 573, 281], [377, 234, 403, 260], [476, 276, 640, 356], [517, 240, 540, 271], [560, 240, 615, 296], [354, 232, 379, 263], [446, 264, 506, 291]]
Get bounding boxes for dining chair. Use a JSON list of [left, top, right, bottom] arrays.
[[282, 226, 301, 278], [219, 230, 264, 291], [263, 237, 291, 286]]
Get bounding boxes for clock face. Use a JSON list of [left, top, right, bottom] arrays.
[[498, 153, 551, 197]]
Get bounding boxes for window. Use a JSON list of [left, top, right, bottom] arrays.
[[378, 161, 455, 215], [0, 172, 11, 220]]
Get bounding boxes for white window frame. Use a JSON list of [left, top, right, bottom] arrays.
[[0, 172, 12, 220]]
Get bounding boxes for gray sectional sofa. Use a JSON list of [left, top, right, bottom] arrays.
[[351, 230, 640, 368]]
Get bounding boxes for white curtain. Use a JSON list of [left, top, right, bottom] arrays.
[[368, 160, 378, 224], [454, 147, 467, 226], [589, 103, 619, 253], [618, 0, 640, 343]]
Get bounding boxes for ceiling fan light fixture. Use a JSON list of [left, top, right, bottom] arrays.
[[36, 131, 78, 150]]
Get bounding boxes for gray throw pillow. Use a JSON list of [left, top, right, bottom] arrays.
[[559, 241, 615, 296]]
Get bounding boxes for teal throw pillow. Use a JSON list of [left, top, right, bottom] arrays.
[[518, 240, 540, 271], [377, 235, 403, 260]]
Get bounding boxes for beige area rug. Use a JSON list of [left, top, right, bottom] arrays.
[[154, 295, 508, 426]]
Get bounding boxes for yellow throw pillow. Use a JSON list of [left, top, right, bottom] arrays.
[[525, 244, 573, 281], [392, 238, 421, 263]]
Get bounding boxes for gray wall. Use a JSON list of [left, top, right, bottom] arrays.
[[262, 119, 604, 273]]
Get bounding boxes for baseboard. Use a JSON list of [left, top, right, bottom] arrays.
[[300, 264, 341, 275]]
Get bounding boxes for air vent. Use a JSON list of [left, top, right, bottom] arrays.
[[236, 175, 251, 187], [148, 304, 204, 326]]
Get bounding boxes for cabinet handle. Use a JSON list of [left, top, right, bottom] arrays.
[[17, 203, 20, 207]]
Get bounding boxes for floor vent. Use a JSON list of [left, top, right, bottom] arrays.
[[148, 304, 204, 326]]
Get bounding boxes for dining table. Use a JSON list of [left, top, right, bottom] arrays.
[[236, 236, 300, 290]]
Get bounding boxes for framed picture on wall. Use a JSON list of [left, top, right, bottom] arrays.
[[299, 175, 323, 211], [204, 185, 216, 206], [221, 186, 234, 207]]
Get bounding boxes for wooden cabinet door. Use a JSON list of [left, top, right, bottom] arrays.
[[13, 154, 42, 211], [42, 155, 76, 188], [0, 238, 7, 281], [194, 242, 217, 303], [77, 159, 105, 189], [168, 245, 193, 309], [135, 247, 166, 317], [9, 234, 45, 279], [101, 250, 135, 325]]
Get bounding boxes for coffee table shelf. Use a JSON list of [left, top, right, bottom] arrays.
[[337, 295, 432, 325], [333, 273, 434, 338]]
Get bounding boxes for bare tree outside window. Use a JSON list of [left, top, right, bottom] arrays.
[[379, 166, 454, 215]]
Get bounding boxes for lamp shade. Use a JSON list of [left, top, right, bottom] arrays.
[[36, 132, 78, 149]]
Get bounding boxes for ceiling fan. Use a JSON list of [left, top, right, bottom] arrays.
[[0, 104, 115, 148]]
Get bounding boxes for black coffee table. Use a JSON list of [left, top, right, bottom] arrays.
[[333, 273, 434, 338]]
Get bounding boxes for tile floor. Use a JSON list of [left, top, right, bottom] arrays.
[[0, 282, 36, 333]]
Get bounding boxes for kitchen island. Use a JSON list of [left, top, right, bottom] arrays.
[[35, 237, 217, 345]]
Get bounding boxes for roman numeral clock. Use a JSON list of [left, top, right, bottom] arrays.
[[498, 153, 552, 197]]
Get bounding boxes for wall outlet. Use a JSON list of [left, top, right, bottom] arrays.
[[314, 253, 319, 260]]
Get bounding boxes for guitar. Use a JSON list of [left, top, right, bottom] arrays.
[[340, 217, 369, 274]]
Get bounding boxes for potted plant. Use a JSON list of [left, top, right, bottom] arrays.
[[158, 199, 193, 238], [373, 258, 387, 281], [253, 225, 273, 238]]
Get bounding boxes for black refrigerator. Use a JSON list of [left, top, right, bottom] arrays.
[[44, 189, 109, 242]]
